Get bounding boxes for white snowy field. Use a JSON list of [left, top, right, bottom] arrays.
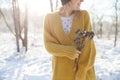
[[0, 32, 120, 80]]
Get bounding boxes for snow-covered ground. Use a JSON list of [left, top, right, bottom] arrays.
[[0, 32, 120, 80]]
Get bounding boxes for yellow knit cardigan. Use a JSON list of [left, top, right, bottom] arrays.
[[43, 10, 96, 80]]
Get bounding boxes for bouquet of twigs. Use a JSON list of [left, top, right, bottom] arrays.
[[74, 29, 95, 72]]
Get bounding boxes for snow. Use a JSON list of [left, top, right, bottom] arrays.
[[0, 33, 120, 80], [94, 37, 120, 80]]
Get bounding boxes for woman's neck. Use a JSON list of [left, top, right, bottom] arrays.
[[60, 6, 73, 17]]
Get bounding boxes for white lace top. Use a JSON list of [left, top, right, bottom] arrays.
[[61, 16, 73, 35]]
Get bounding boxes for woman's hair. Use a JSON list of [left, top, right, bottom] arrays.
[[59, 0, 81, 19], [61, 0, 71, 5]]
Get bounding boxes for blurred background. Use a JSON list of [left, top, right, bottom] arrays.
[[0, 0, 120, 80]]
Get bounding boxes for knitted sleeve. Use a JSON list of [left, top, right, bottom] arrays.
[[76, 10, 96, 80], [43, 14, 77, 60]]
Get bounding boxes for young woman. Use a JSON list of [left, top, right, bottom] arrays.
[[43, 0, 96, 80]]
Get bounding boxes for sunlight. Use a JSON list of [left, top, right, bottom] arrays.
[[18, 0, 109, 16], [28, 0, 51, 15], [19, 0, 51, 15], [18, 0, 94, 16]]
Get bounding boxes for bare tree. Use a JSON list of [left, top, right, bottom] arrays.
[[96, 15, 104, 38], [0, 8, 15, 35], [50, 0, 59, 12], [12, 0, 28, 51], [50, 0, 53, 12], [55, 0, 58, 10], [0, 0, 28, 52], [12, 0, 21, 52], [23, 0, 28, 51], [112, 0, 119, 47]]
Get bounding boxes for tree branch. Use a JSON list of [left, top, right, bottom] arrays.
[[0, 8, 15, 35]]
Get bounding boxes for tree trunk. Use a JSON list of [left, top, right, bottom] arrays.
[[114, 0, 118, 47], [23, 0, 28, 51], [12, 0, 20, 52], [50, 0, 53, 12], [55, 0, 58, 10], [100, 23, 103, 38]]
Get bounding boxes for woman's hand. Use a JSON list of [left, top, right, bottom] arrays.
[[75, 50, 81, 80], [75, 50, 81, 58], [75, 76, 80, 80]]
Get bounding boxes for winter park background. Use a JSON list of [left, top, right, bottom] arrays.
[[0, 0, 120, 80]]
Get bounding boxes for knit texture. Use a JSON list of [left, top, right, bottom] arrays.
[[43, 10, 96, 80]]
